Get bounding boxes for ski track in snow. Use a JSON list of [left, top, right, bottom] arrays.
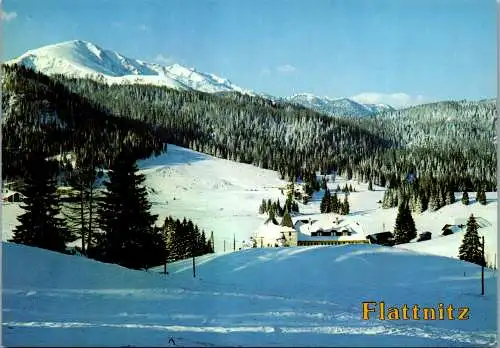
[[3, 283, 496, 347], [3, 321, 495, 346]]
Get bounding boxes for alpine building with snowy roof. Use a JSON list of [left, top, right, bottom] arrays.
[[253, 213, 370, 248]]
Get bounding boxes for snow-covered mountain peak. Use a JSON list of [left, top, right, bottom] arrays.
[[6, 40, 396, 115], [6, 40, 257, 96]]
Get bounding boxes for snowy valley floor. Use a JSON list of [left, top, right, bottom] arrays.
[[2, 242, 497, 347]]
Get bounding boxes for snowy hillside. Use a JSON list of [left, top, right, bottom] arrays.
[[5, 40, 258, 95], [285, 93, 395, 117], [3, 241, 496, 347], [1, 146, 284, 253], [135, 145, 287, 252], [2, 144, 496, 264], [311, 178, 498, 266]]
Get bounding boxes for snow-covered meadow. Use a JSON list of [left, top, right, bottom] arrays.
[[2, 144, 497, 263], [2, 241, 497, 347]]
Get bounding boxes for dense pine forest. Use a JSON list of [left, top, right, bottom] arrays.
[[41, 68, 496, 193], [3, 64, 496, 194]]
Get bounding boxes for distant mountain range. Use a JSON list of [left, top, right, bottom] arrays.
[[6, 40, 394, 117], [283, 93, 395, 117]]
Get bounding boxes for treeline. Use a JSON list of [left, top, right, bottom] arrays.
[[381, 176, 489, 213], [259, 198, 299, 220], [320, 189, 350, 215], [352, 100, 496, 191], [162, 216, 214, 262]]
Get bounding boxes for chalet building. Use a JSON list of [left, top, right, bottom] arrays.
[[253, 213, 369, 248]]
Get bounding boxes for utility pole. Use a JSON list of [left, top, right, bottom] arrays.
[[192, 253, 196, 278], [481, 236, 485, 295], [210, 231, 215, 253], [162, 225, 171, 275], [192, 235, 196, 278]]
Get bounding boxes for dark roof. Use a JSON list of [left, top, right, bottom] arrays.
[[366, 231, 394, 241], [367, 231, 393, 237]]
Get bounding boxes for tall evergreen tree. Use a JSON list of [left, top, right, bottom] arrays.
[[10, 153, 74, 252], [258, 199, 266, 214], [63, 152, 99, 254], [477, 188, 487, 205], [320, 188, 332, 213], [330, 192, 339, 214], [458, 214, 485, 266], [393, 201, 417, 244], [461, 191, 469, 205], [428, 190, 439, 211], [95, 150, 166, 269], [266, 208, 278, 224], [341, 194, 350, 215], [281, 209, 293, 228], [445, 189, 456, 205]]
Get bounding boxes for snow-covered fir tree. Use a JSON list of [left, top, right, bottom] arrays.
[[462, 191, 470, 205], [393, 201, 417, 245], [458, 214, 485, 266], [320, 188, 332, 213], [10, 152, 75, 253]]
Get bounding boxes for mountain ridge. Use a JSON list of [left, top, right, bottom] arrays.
[[5, 40, 258, 96], [6, 39, 398, 117]]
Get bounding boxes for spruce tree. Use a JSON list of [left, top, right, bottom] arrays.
[[266, 208, 277, 224], [458, 214, 485, 266], [10, 153, 74, 253], [63, 153, 99, 255], [330, 192, 339, 214], [393, 201, 417, 244], [381, 189, 392, 209], [461, 191, 469, 205], [428, 190, 439, 211], [478, 188, 487, 205], [320, 188, 331, 213], [258, 199, 266, 214], [95, 150, 166, 269], [341, 194, 350, 215], [281, 209, 293, 228], [445, 189, 455, 205]]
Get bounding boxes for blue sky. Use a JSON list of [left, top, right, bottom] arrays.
[[2, 0, 496, 106]]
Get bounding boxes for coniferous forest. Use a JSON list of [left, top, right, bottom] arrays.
[[1, 64, 497, 269]]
